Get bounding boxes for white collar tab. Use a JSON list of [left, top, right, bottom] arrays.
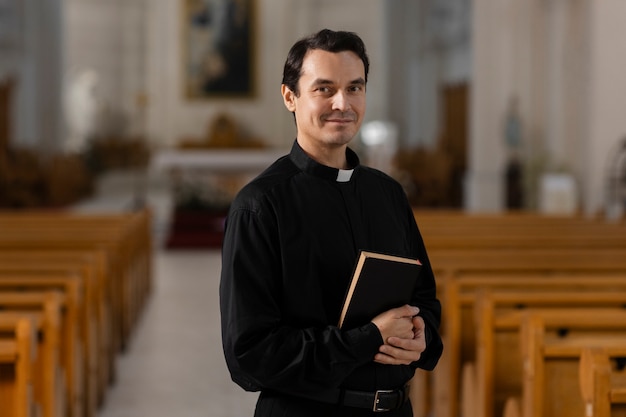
[[336, 169, 354, 182]]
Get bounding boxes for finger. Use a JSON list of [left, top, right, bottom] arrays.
[[412, 316, 425, 338], [374, 354, 412, 366], [412, 315, 425, 329], [396, 304, 419, 318], [387, 336, 425, 352], [376, 345, 422, 364], [375, 351, 414, 365]]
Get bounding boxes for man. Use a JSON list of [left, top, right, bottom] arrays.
[[220, 29, 442, 416]]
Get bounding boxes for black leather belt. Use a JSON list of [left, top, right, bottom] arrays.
[[264, 385, 409, 412], [340, 386, 409, 412]]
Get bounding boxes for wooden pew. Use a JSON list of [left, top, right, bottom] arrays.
[[429, 248, 626, 281], [471, 291, 626, 417], [0, 292, 64, 417], [0, 208, 153, 351], [432, 274, 626, 417], [414, 210, 626, 234], [0, 209, 152, 417], [414, 211, 626, 252], [0, 274, 85, 417], [0, 258, 103, 414], [0, 250, 115, 390], [407, 211, 626, 417], [0, 314, 37, 417], [0, 290, 67, 417], [421, 222, 626, 250], [516, 309, 626, 417], [579, 347, 626, 417]]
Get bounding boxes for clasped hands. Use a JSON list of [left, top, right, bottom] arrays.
[[371, 305, 425, 365]]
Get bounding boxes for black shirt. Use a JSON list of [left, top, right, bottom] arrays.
[[220, 140, 442, 399]]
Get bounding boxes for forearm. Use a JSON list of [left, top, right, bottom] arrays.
[[223, 314, 383, 393]]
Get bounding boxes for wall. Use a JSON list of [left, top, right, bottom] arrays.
[[3, 0, 63, 152], [7, 0, 625, 214], [465, 0, 626, 214], [64, 0, 147, 148], [585, 0, 626, 215], [145, 0, 387, 149], [386, 0, 471, 148]]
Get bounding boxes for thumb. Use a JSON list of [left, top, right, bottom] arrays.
[[398, 304, 420, 318], [412, 315, 425, 333]]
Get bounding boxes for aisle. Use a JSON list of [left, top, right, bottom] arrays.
[[97, 249, 259, 417]]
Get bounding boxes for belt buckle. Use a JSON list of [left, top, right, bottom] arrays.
[[373, 389, 394, 412]]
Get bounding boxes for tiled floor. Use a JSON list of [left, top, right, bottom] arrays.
[[97, 250, 259, 417], [73, 170, 259, 416]]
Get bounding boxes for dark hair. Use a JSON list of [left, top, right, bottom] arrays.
[[281, 29, 370, 96]]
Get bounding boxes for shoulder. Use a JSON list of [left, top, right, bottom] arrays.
[[230, 155, 298, 214]]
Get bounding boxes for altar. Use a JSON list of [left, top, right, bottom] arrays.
[[151, 147, 288, 248], [151, 147, 288, 174]]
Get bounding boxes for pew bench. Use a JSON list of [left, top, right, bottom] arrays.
[[413, 210, 626, 233], [430, 248, 626, 282], [0, 250, 114, 395], [0, 314, 37, 417], [408, 211, 626, 417], [416, 211, 626, 250], [0, 258, 104, 414], [0, 274, 86, 417], [515, 309, 626, 417], [432, 274, 626, 417], [0, 292, 65, 417], [0, 210, 152, 417], [0, 208, 153, 351], [579, 347, 626, 417], [472, 292, 626, 417]]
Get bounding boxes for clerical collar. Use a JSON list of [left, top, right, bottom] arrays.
[[289, 140, 360, 182], [336, 169, 354, 182]]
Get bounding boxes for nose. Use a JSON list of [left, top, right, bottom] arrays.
[[331, 90, 350, 111]]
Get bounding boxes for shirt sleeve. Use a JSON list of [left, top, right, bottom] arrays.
[[219, 202, 384, 395]]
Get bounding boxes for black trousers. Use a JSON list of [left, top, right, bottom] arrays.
[[253, 391, 413, 417]]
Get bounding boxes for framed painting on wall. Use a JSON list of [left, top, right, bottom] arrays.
[[182, 0, 256, 99]]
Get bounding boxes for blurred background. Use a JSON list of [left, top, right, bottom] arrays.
[[1, 0, 625, 221]]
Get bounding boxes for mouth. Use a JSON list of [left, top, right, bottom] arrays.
[[325, 119, 354, 124], [323, 114, 356, 124]]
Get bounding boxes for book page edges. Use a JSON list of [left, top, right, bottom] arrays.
[[360, 251, 421, 265], [337, 252, 368, 328]]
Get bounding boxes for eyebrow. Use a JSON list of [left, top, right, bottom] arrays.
[[311, 77, 366, 88], [311, 77, 365, 91], [311, 79, 333, 88]]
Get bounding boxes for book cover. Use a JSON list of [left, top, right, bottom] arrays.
[[338, 251, 422, 329]]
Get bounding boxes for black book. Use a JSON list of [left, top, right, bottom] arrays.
[[338, 251, 422, 329]]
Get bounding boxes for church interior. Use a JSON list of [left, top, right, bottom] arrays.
[[1, 1, 626, 416]]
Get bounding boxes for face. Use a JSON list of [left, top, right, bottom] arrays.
[[282, 49, 366, 157]]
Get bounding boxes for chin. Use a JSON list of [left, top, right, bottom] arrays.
[[325, 130, 357, 145], [325, 136, 354, 147]]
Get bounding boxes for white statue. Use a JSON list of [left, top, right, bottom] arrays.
[[64, 69, 104, 153]]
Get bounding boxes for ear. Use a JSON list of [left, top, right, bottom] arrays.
[[281, 84, 296, 112]]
